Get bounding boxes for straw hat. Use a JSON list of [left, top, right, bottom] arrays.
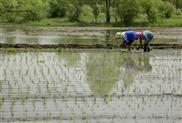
[[115, 32, 122, 39]]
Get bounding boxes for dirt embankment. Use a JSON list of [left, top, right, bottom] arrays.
[[0, 43, 182, 49]]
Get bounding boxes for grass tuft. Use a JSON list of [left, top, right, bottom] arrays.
[[8, 48, 17, 54]]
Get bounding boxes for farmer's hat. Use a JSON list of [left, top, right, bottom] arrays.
[[115, 32, 122, 39]]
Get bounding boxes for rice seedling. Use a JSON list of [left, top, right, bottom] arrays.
[[0, 80, 3, 91], [8, 48, 17, 54], [0, 96, 4, 109], [57, 48, 63, 53], [0, 47, 181, 122], [53, 95, 57, 104]]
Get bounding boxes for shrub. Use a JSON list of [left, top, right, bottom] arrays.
[[91, 3, 100, 22], [141, 0, 159, 23], [8, 48, 17, 54], [49, 0, 69, 18], [176, 9, 182, 15], [22, 0, 49, 21], [0, 0, 49, 22], [115, 0, 139, 25], [158, 1, 175, 19], [67, 0, 84, 22]]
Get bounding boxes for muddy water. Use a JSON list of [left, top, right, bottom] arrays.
[[0, 26, 182, 45], [0, 49, 181, 123]]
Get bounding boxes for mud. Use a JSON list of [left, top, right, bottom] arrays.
[[0, 43, 182, 49]]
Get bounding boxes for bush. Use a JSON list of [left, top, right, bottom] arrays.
[[22, 0, 49, 21], [141, 0, 159, 23], [8, 48, 17, 54], [0, 0, 19, 22], [67, 0, 84, 22], [176, 9, 182, 15], [91, 3, 100, 22], [158, 1, 175, 19], [115, 0, 139, 25], [82, 5, 93, 17], [0, 0, 49, 22], [164, 1, 175, 18], [49, 0, 69, 18]]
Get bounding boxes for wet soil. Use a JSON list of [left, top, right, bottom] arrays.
[[0, 43, 182, 49]]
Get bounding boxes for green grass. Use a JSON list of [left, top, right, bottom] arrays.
[[0, 80, 2, 91], [26, 18, 82, 26], [152, 15, 182, 26], [37, 60, 45, 64], [57, 48, 63, 53], [0, 96, 3, 109], [0, 80, 3, 109], [8, 48, 17, 54], [28, 15, 182, 27], [0, 15, 182, 27]]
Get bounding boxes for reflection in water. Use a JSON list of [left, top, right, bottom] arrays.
[[0, 80, 3, 109], [86, 51, 123, 96], [86, 51, 152, 95], [0, 27, 121, 45], [122, 54, 152, 88], [0, 50, 181, 122], [56, 50, 81, 66]]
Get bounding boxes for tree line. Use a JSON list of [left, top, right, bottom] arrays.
[[0, 0, 182, 24]]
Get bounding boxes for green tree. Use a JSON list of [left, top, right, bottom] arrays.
[[0, 0, 49, 22], [163, 0, 182, 9], [0, 0, 19, 22], [48, 0, 69, 18], [92, 4, 100, 22], [105, 0, 111, 23], [141, 0, 159, 23], [22, 0, 49, 21], [158, 1, 175, 18], [67, 0, 84, 21], [86, 0, 101, 22], [115, 0, 139, 24]]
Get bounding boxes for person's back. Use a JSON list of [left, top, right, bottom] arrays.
[[142, 30, 154, 52], [124, 31, 136, 43]]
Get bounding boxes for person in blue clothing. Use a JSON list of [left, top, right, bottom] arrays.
[[115, 30, 154, 52], [115, 31, 136, 51]]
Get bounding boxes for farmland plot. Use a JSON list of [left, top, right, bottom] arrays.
[[0, 49, 181, 123], [0, 26, 182, 45]]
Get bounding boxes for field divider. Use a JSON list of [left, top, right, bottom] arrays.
[[0, 43, 182, 49]]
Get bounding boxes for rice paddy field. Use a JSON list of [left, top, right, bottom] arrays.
[[0, 26, 182, 123]]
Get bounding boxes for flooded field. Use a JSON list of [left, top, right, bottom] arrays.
[[0, 26, 182, 123], [0, 26, 182, 45], [0, 49, 181, 123]]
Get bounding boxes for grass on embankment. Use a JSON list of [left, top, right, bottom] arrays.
[[29, 15, 182, 27], [1, 15, 182, 27]]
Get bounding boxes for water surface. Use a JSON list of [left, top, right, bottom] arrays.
[[0, 49, 181, 123], [0, 26, 182, 45]]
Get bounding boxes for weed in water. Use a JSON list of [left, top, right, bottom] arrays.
[[0, 80, 3, 91], [38, 60, 45, 64], [0, 96, 4, 109], [46, 81, 49, 92], [8, 48, 17, 54], [57, 48, 63, 53]]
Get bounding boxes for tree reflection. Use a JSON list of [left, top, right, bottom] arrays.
[[56, 50, 81, 67], [86, 50, 124, 96], [86, 51, 152, 96], [122, 53, 152, 88]]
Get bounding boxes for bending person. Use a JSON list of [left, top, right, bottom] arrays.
[[115, 31, 136, 51]]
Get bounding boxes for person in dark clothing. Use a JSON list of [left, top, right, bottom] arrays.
[[142, 30, 154, 52]]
